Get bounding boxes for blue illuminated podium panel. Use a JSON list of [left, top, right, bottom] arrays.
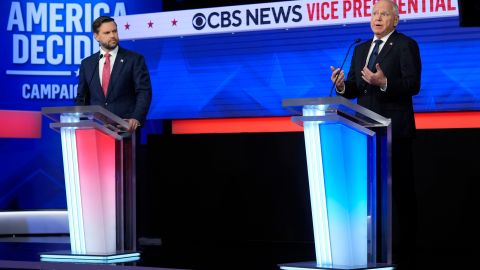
[[280, 97, 392, 270]]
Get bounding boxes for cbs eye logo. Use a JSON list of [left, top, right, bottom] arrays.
[[192, 13, 206, 30]]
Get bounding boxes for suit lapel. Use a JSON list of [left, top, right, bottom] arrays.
[[358, 41, 372, 89], [106, 47, 126, 98], [360, 40, 372, 67], [89, 53, 103, 95], [376, 31, 398, 64]]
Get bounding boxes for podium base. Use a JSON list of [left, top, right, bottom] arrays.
[[279, 261, 394, 270], [40, 250, 140, 264]]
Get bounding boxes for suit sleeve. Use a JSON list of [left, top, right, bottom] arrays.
[[75, 61, 90, 105], [383, 38, 421, 98], [131, 55, 152, 123]]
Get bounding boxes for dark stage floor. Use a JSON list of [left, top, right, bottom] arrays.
[[1, 235, 475, 270], [0, 236, 187, 270], [0, 235, 317, 270]]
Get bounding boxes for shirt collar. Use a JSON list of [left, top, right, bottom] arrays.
[[100, 46, 119, 58], [372, 30, 395, 44]]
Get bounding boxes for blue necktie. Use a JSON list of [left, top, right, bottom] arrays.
[[367, 40, 383, 70]]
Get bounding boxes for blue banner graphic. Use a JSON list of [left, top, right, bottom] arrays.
[[0, 0, 162, 210]]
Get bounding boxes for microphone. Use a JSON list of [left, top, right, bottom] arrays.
[[329, 38, 361, 97]]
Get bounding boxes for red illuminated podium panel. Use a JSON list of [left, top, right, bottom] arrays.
[[41, 105, 138, 263]]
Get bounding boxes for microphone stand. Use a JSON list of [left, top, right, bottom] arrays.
[[77, 54, 103, 105], [329, 38, 361, 97]]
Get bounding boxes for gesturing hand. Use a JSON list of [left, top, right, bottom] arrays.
[[330, 66, 346, 91], [361, 63, 387, 88]]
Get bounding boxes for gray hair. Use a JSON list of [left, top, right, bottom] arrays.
[[376, 0, 399, 16]]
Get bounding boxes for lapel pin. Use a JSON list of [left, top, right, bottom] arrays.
[[120, 59, 124, 63], [390, 42, 393, 46]]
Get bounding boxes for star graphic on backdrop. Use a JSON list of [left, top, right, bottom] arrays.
[[74, 68, 79, 77], [171, 18, 178, 26], [147, 20, 154, 28], [125, 22, 130, 30]]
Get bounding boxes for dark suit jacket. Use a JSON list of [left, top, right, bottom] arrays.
[[75, 46, 152, 124], [339, 31, 421, 138]]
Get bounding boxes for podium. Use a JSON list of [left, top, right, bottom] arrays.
[[279, 97, 393, 270], [40, 105, 139, 263]]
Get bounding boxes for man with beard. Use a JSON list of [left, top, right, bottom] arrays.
[[76, 16, 152, 132]]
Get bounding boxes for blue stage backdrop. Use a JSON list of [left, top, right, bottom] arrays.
[[1, 0, 480, 210], [123, 15, 480, 118], [0, 0, 163, 211]]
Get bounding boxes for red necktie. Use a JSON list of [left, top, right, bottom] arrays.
[[102, 53, 111, 96]]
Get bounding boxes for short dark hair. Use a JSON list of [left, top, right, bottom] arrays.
[[92, 16, 116, 34]]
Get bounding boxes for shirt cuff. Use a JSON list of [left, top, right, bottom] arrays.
[[380, 78, 388, 92], [336, 86, 346, 94]]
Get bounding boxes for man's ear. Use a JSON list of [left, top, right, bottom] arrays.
[[394, 15, 399, 27], [93, 33, 99, 42]]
